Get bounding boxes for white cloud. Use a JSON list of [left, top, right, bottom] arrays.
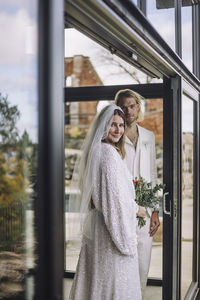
[[0, 9, 37, 64], [65, 29, 97, 58]]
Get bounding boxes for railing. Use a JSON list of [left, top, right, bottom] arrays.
[[0, 202, 24, 251]]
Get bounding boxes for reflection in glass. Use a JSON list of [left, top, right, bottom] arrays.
[[182, 6, 192, 71], [181, 95, 194, 299], [147, 0, 175, 51], [0, 1, 38, 299], [65, 101, 104, 271]]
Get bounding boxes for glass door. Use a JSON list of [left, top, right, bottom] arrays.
[[162, 77, 199, 300], [180, 80, 199, 299], [64, 83, 165, 300]]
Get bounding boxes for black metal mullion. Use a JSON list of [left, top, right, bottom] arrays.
[[163, 76, 174, 300], [177, 77, 182, 300], [193, 100, 198, 283], [175, 0, 182, 57], [198, 95, 200, 290], [137, 0, 147, 16], [192, 4, 200, 79], [36, 0, 64, 299], [65, 84, 163, 102]]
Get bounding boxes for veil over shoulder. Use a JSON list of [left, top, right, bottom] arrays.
[[66, 104, 124, 243]]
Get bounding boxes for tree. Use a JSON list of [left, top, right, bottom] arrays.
[[0, 93, 20, 147], [95, 48, 154, 84], [0, 94, 30, 250]]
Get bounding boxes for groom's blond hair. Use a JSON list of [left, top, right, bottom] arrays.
[[114, 89, 144, 122]]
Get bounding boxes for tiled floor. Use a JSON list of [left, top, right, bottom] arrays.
[[63, 278, 162, 300]]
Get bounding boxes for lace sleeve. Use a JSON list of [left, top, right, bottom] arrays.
[[98, 144, 137, 256]]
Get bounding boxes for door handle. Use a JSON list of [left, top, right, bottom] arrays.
[[163, 192, 171, 216]]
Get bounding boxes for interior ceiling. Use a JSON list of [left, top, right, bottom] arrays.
[[64, 0, 200, 92]]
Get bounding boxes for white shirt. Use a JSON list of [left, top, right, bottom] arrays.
[[124, 125, 158, 211], [124, 135, 140, 180]]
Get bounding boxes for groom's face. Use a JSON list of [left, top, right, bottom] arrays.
[[120, 97, 139, 125]]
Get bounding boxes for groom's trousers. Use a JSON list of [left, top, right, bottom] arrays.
[[136, 217, 152, 298]]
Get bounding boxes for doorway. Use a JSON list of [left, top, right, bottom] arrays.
[[64, 82, 165, 300]]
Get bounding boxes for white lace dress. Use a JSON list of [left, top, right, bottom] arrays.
[[68, 143, 141, 300]]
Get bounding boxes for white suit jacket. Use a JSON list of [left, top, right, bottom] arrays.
[[124, 125, 158, 210]]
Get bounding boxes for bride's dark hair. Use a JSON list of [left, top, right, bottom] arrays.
[[102, 109, 126, 159], [113, 109, 126, 159]]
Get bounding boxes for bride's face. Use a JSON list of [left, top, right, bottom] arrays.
[[106, 114, 125, 145]]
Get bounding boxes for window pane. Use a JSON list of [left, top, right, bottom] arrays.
[[182, 6, 193, 72], [65, 28, 161, 86], [65, 97, 164, 276], [181, 94, 194, 299], [147, 0, 175, 51], [0, 1, 38, 299], [139, 99, 163, 285]]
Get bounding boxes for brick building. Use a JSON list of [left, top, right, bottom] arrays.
[[65, 55, 163, 143], [65, 55, 103, 127]]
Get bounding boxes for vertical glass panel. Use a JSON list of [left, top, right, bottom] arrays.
[[181, 95, 194, 299], [65, 97, 164, 276], [64, 98, 164, 298], [147, 0, 175, 51], [0, 1, 38, 299], [182, 6, 193, 72], [140, 99, 163, 282], [65, 101, 100, 271]]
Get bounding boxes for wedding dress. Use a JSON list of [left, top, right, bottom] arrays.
[[68, 143, 141, 300]]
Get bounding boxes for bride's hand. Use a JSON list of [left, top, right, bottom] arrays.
[[137, 206, 146, 218]]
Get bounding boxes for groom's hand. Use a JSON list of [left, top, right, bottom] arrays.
[[149, 211, 160, 236]]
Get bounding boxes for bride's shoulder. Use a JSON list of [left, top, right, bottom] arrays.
[[101, 143, 120, 163], [101, 142, 116, 154]]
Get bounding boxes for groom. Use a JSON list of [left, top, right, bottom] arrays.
[[115, 89, 160, 297]]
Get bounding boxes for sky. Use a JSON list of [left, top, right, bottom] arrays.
[[0, 1, 194, 141], [0, 1, 38, 143]]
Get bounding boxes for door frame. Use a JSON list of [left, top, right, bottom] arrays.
[[163, 76, 181, 300], [162, 76, 200, 300], [65, 81, 200, 298], [180, 79, 199, 300], [65, 82, 169, 289]]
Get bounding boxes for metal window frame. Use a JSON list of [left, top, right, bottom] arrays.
[[64, 83, 164, 284], [65, 83, 163, 102], [65, 0, 200, 91], [175, 0, 182, 57], [36, 0, 64, 299], [162, 76, 182, 300], [192, 4, 200, 78], [137, 0, 147, 15], [179, 80, 199, 299]]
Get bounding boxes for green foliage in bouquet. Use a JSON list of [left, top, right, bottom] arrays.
[[133, 177, 165, 228]]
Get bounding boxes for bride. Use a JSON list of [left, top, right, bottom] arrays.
[[68, 104, 144, 300]]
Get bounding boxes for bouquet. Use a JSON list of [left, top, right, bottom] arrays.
[[133, 177, 165, 228]]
